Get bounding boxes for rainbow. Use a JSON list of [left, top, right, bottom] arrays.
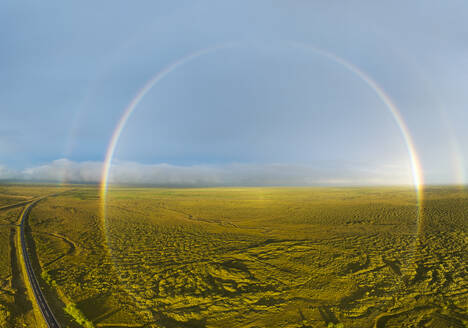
[[291, 43, 424, 197], [100, 42, 424, 227], [99, 43, 237, 219]]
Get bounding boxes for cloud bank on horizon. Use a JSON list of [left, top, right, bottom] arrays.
[[1, 1, 467, 185], [0, 158, 412, 187]]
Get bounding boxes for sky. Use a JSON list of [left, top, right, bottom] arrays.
[[1, 1, 467, 186]]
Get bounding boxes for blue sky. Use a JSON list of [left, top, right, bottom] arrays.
[[1, 1, 467, 185]]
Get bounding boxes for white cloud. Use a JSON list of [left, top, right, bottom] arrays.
[[22, 159, 103, 183], [0, 158, 414, 186], [0, 164, 21, 180]]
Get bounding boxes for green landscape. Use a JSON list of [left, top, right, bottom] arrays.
[[3, 1, 468, 327], [0, 184, 466, 327]]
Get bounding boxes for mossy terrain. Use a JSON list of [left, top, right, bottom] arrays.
[[0, 185, 64, 207], [0, 185, 67, 328], [0, 185, 467, 327]]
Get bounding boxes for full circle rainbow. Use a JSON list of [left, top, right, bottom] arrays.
[[100, 42, 424, 231]]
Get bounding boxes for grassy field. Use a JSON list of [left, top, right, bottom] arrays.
[[0, 184, 466, 327], [0, 185, 67, 327], [0, 185, 64, 207]]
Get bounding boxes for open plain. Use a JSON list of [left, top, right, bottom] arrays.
[[0, 184, 466, 327]]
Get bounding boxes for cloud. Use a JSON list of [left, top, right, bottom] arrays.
[[0, 158, 414, 186], [0, 164, 21, 180], [22, 159, 103, 183]]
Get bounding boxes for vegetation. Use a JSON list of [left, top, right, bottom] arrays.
[[0, 184, 466, 327], [64, 303, 95, 328], [0, 184, 64, 207], [0, 185, 66, 327]]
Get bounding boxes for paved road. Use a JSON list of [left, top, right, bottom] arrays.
[[19, 200, 61, 328], [0, 199, 36, 211]]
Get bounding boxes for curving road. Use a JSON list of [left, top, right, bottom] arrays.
[[0, 199, 35, 211], [19, 200, 61, 328]]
